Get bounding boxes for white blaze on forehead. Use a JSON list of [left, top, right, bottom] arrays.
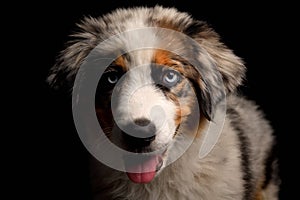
[[121, 30, 160, 65], [127, 50, 155, 67]]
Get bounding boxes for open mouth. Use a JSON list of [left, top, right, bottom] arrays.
[[124, 153, 164, 184]]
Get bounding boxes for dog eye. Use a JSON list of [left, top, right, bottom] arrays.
[[107, 74, 119, 84], [99, 68, 123, 91], [162, 70, 180, 86]]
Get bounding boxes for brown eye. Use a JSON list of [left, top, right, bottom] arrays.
[[162, 70, 181, 87]]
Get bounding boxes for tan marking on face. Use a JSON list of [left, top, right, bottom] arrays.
[[154, 49, 174, 66], [175, 106, 191, 126], [196, 115, 209, 138], [174, 109, 207, 139], [114, 55, 127, 71], [153, 49, 186, 74], [173, 82, 192, 126]]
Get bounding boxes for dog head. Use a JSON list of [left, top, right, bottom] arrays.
[[48, 6, 245, 183]]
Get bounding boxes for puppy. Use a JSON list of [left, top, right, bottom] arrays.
[[48, 6, 280, 200]]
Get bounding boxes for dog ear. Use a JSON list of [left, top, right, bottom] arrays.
[[182, 64, 223, 121], [183, 20, 246, 120], [184, 20, 246, 93], [47, 17, 102, 89]]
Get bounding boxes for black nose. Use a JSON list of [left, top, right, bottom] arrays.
[[121, 118, 156, 148]]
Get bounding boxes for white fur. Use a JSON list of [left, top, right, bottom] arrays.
[[113, 64, 177, 150]]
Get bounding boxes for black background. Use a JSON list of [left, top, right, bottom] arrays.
[[15, 1, 297, 199]]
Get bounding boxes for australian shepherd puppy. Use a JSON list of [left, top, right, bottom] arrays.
[[48, 6, 280, 200]]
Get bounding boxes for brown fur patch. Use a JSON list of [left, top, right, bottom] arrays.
[[114, 55, 127, 71], [175, 110, 208, 139], [175, 105, 191, 126], [153, 49, 187, 74], [173, 82, 192, 126], [153, 49, 174, 66], [196, 116, 209, 138]]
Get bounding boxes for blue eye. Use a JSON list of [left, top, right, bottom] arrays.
[[162, 70, 180, 86]]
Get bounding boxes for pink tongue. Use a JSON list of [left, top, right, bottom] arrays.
[[125, 156, 158, 184]]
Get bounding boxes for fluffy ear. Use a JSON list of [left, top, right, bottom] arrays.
[[183, 20, 246, 120], [184, 20, 246, 94], [47, 17, 102, 89]]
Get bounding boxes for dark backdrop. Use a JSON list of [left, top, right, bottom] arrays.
[[21, 1, 296, 199]]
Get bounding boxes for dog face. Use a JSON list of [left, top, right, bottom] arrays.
[[48, 6, 245, 183], [93, 46, 205, 183], [95, 49, 201, 149]]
